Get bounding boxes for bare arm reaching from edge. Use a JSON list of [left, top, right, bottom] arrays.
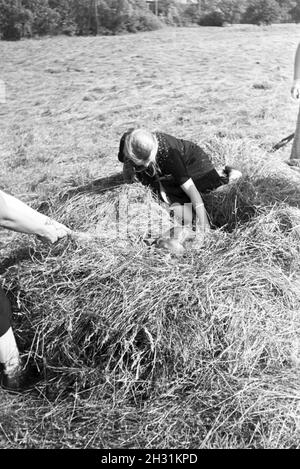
[[0, 190, 71, 243]]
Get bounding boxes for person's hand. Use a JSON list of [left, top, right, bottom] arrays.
[[176, 226, 196, 245], [156, 237, 185, 256], [40, 218, 71, 243], [193, 231, 206, 249], [196, 223, 211, 235], [70, 230, 95, 244], [291, 79, 300, 100], [194, 224, 211, 248]]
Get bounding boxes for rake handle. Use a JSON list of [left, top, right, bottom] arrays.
[[271, 133, 295, 152]]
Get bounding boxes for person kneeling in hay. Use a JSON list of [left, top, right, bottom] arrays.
[[118, 128, 242, 252], [0, 189, 71, 391]]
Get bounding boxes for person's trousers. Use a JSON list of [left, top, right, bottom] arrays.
[[0, 286, 20, 374], [291, 105, 300, 160], [0, 287, 12, 338]]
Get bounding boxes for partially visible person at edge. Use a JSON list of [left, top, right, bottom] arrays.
[[289, 42, 300, 166], [0, 189, 70, 391], [118, 128, 242, 245]]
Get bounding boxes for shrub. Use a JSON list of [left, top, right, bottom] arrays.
[[218, 0, 248, 23], [243, 0, 283, 25], [60, 20, 77, 36], [30, 2, 60, 35], [84, 0, 162, 35], [0, 0, 160, 39], [276, 0, 297, 22], [2, 0, 300, 39], [155, 0, 184, 26], [182, 4, 202, 25], [0, 0, 32, 40], [68, 0, 91, 35], [48, 0, 77, 34], [199, 10, 225, 27], [289, 0, 300, 22], [126, 11, 162, 33], [196, 0, 248, 27]]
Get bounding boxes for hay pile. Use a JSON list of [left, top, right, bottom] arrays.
[[1, 177, 300, 448]]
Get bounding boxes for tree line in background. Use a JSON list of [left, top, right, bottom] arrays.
[[0, 0, 300, 40]]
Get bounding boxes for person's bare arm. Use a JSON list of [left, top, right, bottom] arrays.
[[291, 43, 300, 100], [180, 179, 211, 234], [0, 190, 70, 243]]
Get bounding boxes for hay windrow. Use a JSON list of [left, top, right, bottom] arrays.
[[1, 181, 299, 446], [1, 172, 300, 448]]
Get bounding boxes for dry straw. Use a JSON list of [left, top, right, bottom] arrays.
[[1, 170, 300, 447]]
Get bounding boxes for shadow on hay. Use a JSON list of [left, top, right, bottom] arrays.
[[36, 172, 125, 215], [203, 182, 256, 232], [0, 246, 37, 276], [204, 173, 300, 231], [60, 172, 125, 200]]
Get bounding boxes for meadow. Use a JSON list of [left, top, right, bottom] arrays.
[[0, 23, 300, 449]]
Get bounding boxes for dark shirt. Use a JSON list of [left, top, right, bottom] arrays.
[[118, 131, 214, 186]]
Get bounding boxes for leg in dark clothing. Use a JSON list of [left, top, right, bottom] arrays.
[[0, 287, 12, 338], [0, 286, 21, 386], [194, 169, 227, 193], [163, 169, 227, 206]]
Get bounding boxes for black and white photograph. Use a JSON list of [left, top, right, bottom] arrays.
[[0, 0, 299, 452]]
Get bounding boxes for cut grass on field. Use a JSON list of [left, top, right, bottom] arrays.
[[0, 25, 300, 448]]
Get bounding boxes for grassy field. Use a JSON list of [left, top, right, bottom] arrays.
[[0, 24, 300, 449]]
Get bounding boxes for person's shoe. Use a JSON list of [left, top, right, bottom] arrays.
[[217, 166, 242, 182], [226, 166, 243, 183], [1, 362, 41, 392], [286, 159, 300, 169], [216, 166, 229, 178]]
